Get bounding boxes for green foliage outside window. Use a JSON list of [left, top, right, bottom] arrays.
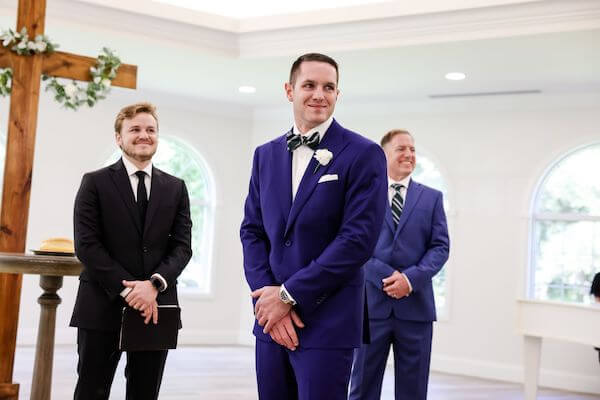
[[532, 144, 600, 304]]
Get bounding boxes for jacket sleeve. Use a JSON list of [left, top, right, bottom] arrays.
[[151, 180, 193, 286], [73, 173, 136, 300], [402, 192, 450, 292], [364, 256, 397, 288], [284, 143, 388, 315], [240, 148, 278, 291]]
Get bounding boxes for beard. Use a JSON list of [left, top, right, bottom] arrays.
[[121, 145, 156, 162]]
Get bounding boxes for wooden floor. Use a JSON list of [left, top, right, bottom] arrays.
[[13, 345, 600, 399]]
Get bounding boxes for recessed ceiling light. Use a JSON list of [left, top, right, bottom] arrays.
[[445, 72, 466, 81], [238, 86, 256, 94]]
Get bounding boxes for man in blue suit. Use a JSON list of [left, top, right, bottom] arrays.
[[349, 129, 450, 400], [240, 53, 387, 400]]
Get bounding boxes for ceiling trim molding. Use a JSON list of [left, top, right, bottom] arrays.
[[239, 0, 600, 57], [0, 0, 598, 58], [0, 0, 240, 57]]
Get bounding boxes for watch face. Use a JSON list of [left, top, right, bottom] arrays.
[[279, 290, 289, 303]]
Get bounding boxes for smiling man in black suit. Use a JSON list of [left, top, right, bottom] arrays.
[[70, 102, 192, 400]]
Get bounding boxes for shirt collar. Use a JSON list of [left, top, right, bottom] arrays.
[[292, 116, 334, 142], [388, 175, 411, 189], [122, 155, 153, 178]]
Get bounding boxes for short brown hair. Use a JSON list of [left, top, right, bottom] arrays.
[[380, 129, 413, 147], [289, 53, 339, 86], [114, 102, 159, 133]]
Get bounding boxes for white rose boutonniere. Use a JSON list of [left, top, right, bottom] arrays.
[[313, 149, 333, 173]]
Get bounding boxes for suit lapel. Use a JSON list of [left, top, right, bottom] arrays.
[[284, 119, 348, 237], [384, 206, 395, 233], [144, 166, 163, 237], [109, 159, 142, 234], [274, 133, 293, 227], [395, 179, 423, 236]]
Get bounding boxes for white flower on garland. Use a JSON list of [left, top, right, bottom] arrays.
[[64, 83, 78, 99], [0, 28, 57, 55], [0, 28, 121, 111]]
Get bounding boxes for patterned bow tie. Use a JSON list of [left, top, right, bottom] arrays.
[[286, 130, 320, 152]]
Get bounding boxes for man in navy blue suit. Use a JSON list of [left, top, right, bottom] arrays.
[[240, 53, 387, 400], [349, 129, 450, 400]]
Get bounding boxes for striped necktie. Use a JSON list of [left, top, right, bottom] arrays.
[[390, 183, 404, 226]]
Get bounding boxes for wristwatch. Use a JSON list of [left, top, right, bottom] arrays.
[[279, 286, 296, 305], [150, 276, 164, 292]]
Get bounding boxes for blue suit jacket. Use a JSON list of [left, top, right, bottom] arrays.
[[365, 179, 449, 322], [240, 119, 388, 348]]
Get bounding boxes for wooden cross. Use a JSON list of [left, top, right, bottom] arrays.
[[0, 1, 137, 398]]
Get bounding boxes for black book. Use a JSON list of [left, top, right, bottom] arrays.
[[119, 305, 180, 351]]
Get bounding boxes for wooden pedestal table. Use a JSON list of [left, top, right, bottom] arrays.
[[517, 299, 600, 399], [0, 253, 82, 400]]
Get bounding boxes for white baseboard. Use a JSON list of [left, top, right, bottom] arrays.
[[430, 354, 600, 395]]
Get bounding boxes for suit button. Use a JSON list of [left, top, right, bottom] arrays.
[[143, 246, 148, 253], [284, 240, 291, 247]]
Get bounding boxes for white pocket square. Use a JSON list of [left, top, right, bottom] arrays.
[[318, 174, 338, 183]]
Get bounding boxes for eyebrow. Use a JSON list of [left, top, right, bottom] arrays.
[[301, 79, 336, 86]]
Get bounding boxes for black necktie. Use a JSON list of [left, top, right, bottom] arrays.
[[390, 183, 404, 226], [135, 171, 148, 227], [286, 130, 320, 152]]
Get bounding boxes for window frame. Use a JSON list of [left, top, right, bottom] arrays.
[[528, 141, 600, 303]]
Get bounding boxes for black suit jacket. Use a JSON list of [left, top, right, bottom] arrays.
[[70, 159, 192, 331]]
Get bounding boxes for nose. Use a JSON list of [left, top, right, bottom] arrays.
[[312, 87, 325, 101]]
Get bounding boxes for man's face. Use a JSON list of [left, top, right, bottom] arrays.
[[383, 133, 416, 180], [285, 61, 339, 133], [116, 112, 158, 163]]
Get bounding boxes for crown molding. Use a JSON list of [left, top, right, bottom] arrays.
[[0, 0, 598, 58], [239, 0, 600, 57], [0, 0, 240, 57]]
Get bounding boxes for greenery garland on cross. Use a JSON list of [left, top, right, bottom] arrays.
[[0, 27, 121, 110]]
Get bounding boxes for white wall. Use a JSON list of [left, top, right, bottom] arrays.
[[250, 93, 600, 394], [0, 87, 253, 347]]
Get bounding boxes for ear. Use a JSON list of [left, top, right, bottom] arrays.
[[284, 82, 293, 102], [115, 132, 122, 146]]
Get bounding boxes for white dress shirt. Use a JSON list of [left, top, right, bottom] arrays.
[[120, 156, 167, 296], [121, 156, 152, 201], [291, 116, 333, 200], [387, 175, 413, 294], [387, 175, 411, 207]]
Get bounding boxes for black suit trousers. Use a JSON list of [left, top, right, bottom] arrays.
[[74, 328, 168, 400]]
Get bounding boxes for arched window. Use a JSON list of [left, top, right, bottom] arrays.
[[412, 153, 450, 312], [530, 143, 600, 304], [107, 135, 215, 293]]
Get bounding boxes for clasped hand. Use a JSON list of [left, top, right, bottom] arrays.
[[122, 280, 159, 325], [382, 271, 410, 299], [251, 286, 305, 351]]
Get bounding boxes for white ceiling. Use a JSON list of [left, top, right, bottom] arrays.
[[0, 0, 598, 108], [150, 0, 391, 19]]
